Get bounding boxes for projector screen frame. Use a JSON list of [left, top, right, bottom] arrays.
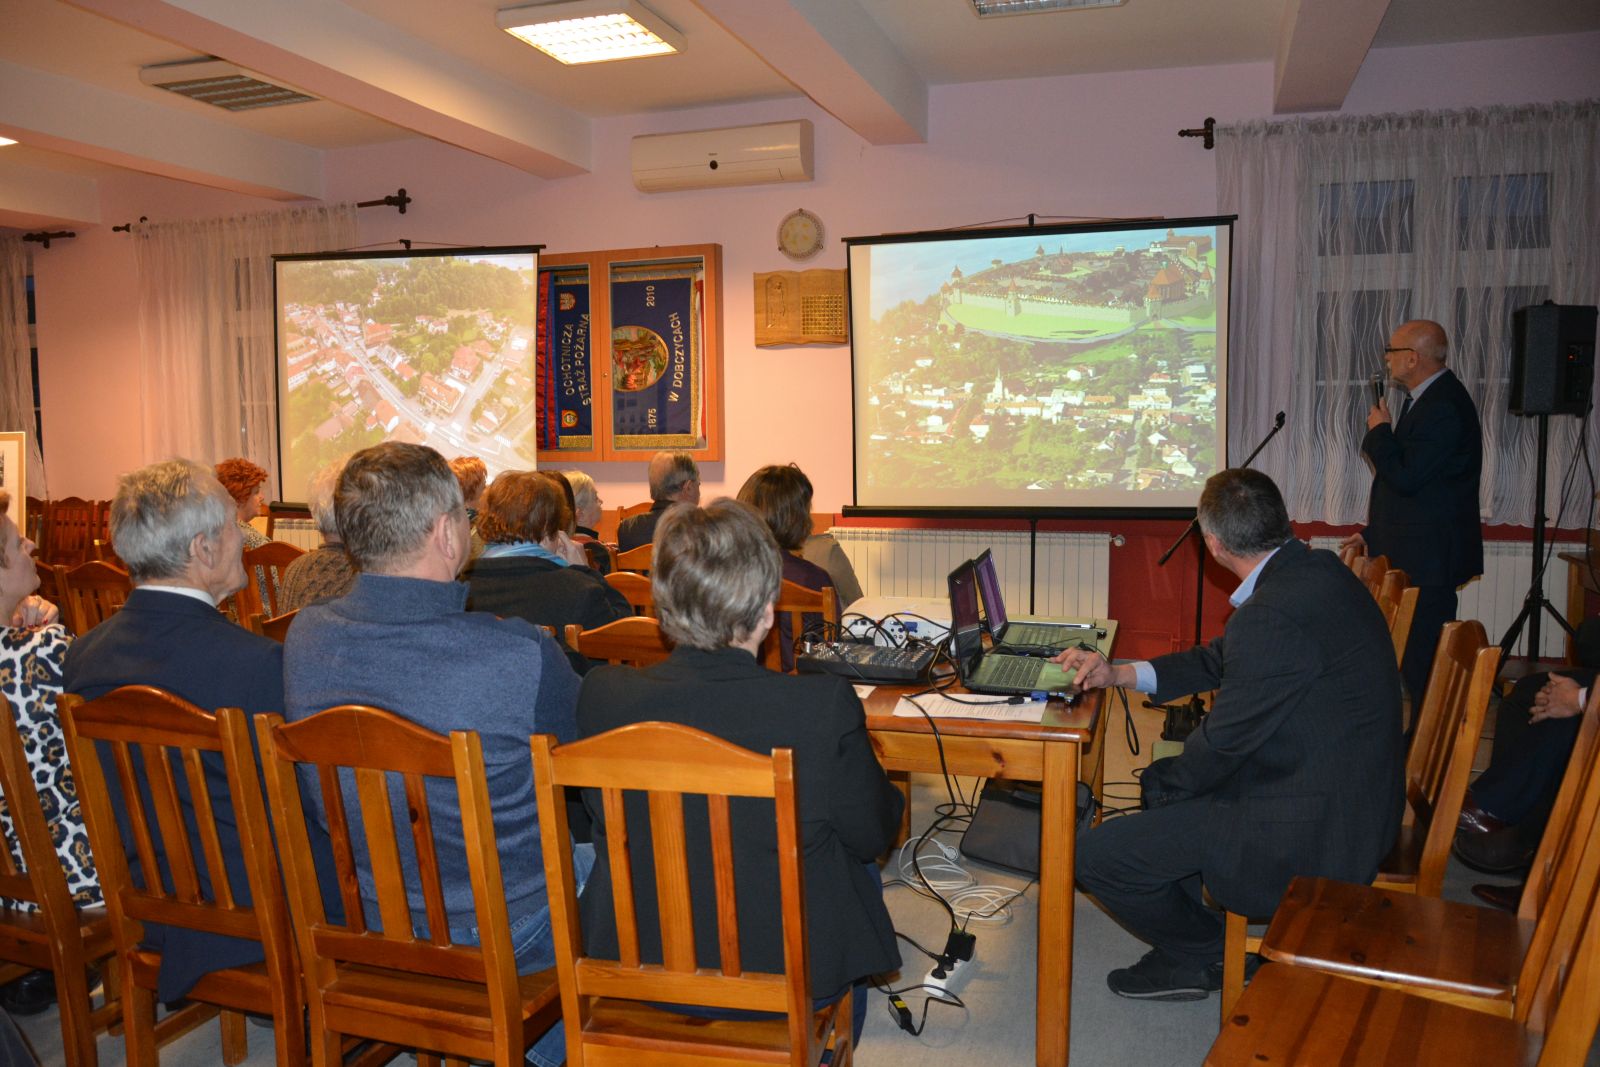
[[271, 243, 543, 507], [843, 214, 1235, 521]]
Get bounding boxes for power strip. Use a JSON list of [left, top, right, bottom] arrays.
[[925, 957, 974, 1002]]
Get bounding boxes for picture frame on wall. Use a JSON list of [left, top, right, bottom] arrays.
[[0, 432, 24, 528]]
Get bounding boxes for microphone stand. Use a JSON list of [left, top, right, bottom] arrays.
[[1149, 411, 1287, 741]]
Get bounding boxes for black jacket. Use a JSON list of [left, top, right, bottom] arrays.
[[616, 500, 673, 553], [576, 645, 903, 998], [463, 554, 631, 673]]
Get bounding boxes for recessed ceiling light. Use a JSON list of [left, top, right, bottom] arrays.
[[970, 0, 1127, 16], [498, 0, 684, 64], [140, 58, 314, 110], [0, 137, 16, 147]]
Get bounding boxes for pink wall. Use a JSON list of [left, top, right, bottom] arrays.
[[29, 31, 1600, 510]]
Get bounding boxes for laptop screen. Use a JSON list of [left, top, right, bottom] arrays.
[[946, 559, 985, 663], [973, 549, 1007, 636]]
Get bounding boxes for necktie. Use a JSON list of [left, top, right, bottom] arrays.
[[1395, 395, 1413, 429]]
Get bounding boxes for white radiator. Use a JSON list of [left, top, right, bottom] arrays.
[[1310, 536, 1582, 659], [827, 528, 1113, 618], [269, 518, 322, 551]]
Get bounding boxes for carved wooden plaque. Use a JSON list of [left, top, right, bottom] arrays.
[[753, 268, 848, 347]]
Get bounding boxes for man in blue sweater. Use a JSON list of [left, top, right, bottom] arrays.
[[283, 442, 584, 1067]]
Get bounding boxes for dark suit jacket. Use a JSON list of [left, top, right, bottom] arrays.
[[1361, 368, 1483, 588], [61, 588, 332, 1003], [576, 645, 903, 999], [463, 554, 632, 673], [1142, 540, 1405, 917], [616, 500, 672, 552]]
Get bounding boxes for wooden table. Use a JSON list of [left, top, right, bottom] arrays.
[[863, 686, 1103, 1067]]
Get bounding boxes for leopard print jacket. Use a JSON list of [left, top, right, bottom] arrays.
[[0, 623, 101, 911]]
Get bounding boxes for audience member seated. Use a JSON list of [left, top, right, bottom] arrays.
[[63, 459, 328, 1006], [449, 455, 489, 563], [804, 528, 864, 608], [617, 451, 700, 552], [276, 459, 356, 613], [213, 457, 272, 550], [1056, 469, 1404, 1001], [283, 442, 585, 1067], [562, 470, 612, 576], [577, 498, 902, 1044], [536, 471, 594, 568], [1454, 618, 1600, 900], [738, 464, 834, 671], [0, 490, 96, 1017], [464, 471, 631, 673]]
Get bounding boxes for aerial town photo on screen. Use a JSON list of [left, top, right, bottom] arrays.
[[860, 226, 1221, 495], [277, 252, 537, 496]]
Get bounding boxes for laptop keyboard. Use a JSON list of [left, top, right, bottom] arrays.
[[1007, 623, 1066, 647], [981, 654, 1042, 689]]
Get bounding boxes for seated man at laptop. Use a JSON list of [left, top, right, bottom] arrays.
[[1055, 468, 1404, 1000]]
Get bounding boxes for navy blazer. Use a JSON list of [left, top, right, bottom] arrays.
[[1142, 540, 1406, 917], [1361, 368, 1484, 588], [62, 588, 333, 1004]]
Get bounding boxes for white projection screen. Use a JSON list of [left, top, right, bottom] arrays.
[[273, 246, 539, 504], [847, 217, 1232, 516]]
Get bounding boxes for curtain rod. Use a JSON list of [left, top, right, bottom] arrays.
[[111, 189, 413, 233], [1178, 117, 1215, 149], [22, 230, 75, 249]]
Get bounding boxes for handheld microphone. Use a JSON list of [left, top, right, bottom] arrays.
[[1370, 373, 1385, 406]]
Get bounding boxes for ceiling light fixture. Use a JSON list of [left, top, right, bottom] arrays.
[[0, 137, 16, 147], [497, 0, 684, 64], [970, 0, 1126, 16], [140, 58, 314, 110]]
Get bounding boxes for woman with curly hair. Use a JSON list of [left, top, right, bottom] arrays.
[[213, 457, 271, 549]]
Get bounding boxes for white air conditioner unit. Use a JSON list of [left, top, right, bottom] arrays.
[[631, 120, 813, 193]]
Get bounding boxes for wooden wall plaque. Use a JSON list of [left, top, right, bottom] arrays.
[[753, 268, 848, 347]]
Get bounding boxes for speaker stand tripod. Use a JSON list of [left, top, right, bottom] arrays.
[[1499, 412, 1576, 661]]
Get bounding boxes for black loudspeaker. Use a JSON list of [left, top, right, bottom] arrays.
[[1509, 302, 1599, 416]]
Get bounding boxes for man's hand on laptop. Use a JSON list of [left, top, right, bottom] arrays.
[[1052, 645, 1132, 691]]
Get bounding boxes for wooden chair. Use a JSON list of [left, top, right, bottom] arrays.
[[1218, 620, 1500, 1018], [246, 609, 298, 644], [60, 687, 306, 1066], [1375, 568, 1420, 667], [229, 542, 306, 622], [45, 498, 100, 568], [0, 700, 119, 1067], [24, 497, 46, 557], [34, 560, 63, 609], [1206, 782, 1600, 1066], [530, 722, 852, 1067], [1358, 554, 1390, 598], [565, 617, 673, 668], [57, 561, 132, 637], [615, 543, 652, 575], [255, 706, 560, 1067], [603, 571, 655, 616], [616, 501, 653, 526], [763, 581, 838, 673], [1252, 685, 1600, 1018]]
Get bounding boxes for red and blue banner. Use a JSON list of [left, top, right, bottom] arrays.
[[609, 262, 704, 449], [537, 267, 593, 451]]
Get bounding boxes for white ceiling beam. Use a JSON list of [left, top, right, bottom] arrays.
[[67, 0, 591, 178], [691, 0, 927, 144], [0, 60, 322, 200], [0, 159, 101, 231], [1274, 0, 1392, 113]]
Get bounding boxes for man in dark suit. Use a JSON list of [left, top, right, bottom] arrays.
[[616, 450, 701, 551], [1057, 469, 1404, 999], [1342, 319, 1483, 706], [63, 458, 311, 1006], [578, 499, 902, 1041]]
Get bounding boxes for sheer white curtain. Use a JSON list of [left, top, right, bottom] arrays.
[[1219, 100, 1600, 527], [135, 204, 358, 483], [0, 235, 46, 495]]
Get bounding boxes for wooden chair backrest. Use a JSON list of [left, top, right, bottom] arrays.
[[1389, 586, 1421, 668], [45, 498, 99, 567], [531, 723, 818, 1064], [33, 560, 62, 610], [1338, 540, 1363, 572], [0, 697, 82, 939], [604, 570, 655, 615], [762, 581, 838, 673], [246, 609, 298, 644], [1359, 554, 1390, 598], [230, 541, 306, 621], [617, 501, 654, 524], [615, 543, 652, 575], [1401, 619, 1501, 894], [58, 688, 297, 996], [565, 616, 673, 668], [256, 708, 519, 1001], [57, 560, 132, 636]]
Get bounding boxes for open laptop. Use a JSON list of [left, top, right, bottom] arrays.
[[948, 558, 1078, 697], [972, 549, 1103, 655]]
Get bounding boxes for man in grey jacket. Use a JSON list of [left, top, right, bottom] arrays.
[[283, 442, 583, 1067]]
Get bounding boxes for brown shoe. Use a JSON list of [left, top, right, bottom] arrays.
[[1457, 792, 1510, 835], [1471, 882, 1523, 913]]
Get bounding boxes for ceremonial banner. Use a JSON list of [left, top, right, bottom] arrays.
[[609, 260, 705, 449], [538, 266, 593, 450]]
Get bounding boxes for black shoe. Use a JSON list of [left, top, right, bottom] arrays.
[[1453, 826, 1534, 874], [0, 969, 58, 1016], [1471, 882, 1523, 913], [1106, 949, 1220, 1001]]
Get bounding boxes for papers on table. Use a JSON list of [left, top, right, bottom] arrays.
[[891, 691, 1047, 723]]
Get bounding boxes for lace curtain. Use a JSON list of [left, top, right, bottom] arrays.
[[0, 235, 46, 496], [1218, 100, 1600, 527], [134, 204, 358, 485]]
